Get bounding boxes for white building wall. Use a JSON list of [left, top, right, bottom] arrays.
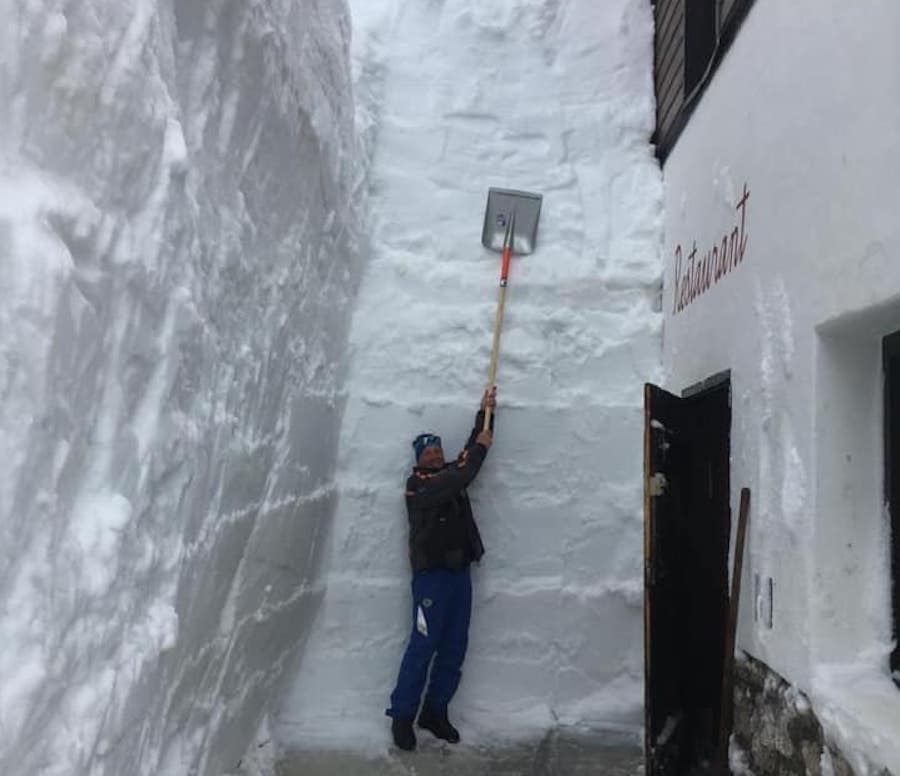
[[660, 0, 900, 769]]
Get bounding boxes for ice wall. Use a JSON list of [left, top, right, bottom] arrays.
[[278, 0, 662, 754], [0, 1, 357, 774]]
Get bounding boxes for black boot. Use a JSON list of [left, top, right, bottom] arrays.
[[391, 717, 416, 751], [417, 705, 460, 744]]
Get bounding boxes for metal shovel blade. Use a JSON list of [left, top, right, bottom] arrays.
[[481, 187, 543, 255]]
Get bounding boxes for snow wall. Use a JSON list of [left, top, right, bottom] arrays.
[[660, 0, 900, 771], [0, 1, 358, 774], [278, 0, 662, 754]]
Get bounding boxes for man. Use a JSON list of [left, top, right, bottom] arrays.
[[386, 386, 497, 751]]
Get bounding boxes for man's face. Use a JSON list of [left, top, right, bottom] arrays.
[[418, 445, 445, 469]]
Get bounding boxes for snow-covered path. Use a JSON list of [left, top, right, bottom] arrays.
[[277, 0, 662, 756], [278, 728, 643, 775]]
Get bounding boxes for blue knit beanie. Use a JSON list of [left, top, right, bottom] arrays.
[[412, 433, 442, 461]]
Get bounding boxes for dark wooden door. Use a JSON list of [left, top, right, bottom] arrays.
[[644, 381, 731, 775], [883, 332, 900, 679]]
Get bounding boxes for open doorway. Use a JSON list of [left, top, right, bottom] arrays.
[[644, 376, 732, 775]]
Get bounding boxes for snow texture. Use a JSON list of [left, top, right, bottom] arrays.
[[812, 658, 900, 775], [0, 1, 358, 774], [2, 0, 663, 771], [277, 0, 662, 755]]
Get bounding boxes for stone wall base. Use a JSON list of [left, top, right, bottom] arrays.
[[732, 652, 891, 775]]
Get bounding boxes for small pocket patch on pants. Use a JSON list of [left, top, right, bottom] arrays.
[[416, 605, 428, 637]]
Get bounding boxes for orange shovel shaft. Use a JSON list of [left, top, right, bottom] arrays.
[[500, 244, 512, 285]]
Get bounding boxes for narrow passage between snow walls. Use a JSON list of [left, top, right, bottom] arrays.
[[0, 0, 661, 774], [269, 0, 663, 768]]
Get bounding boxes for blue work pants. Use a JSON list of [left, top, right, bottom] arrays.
[[387, 567, 472, 720]]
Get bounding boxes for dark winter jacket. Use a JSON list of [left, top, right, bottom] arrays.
[[404, 409, 493, 572]]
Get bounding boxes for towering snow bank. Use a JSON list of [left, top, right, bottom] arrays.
[[279, 0, 661, 753], [0, 1, 357, 774]]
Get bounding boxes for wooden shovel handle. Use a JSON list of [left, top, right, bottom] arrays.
[[483, 247, 510, 431]]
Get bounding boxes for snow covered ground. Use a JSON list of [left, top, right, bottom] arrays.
[[0, 1, 358, 774], [276, 0, 662, 759], [275, 728, 643, 776]]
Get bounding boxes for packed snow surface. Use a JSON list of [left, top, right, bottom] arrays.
[[0, 1, 358, 774], [278, 0, 662, 755], [812, 658, 900, 775]]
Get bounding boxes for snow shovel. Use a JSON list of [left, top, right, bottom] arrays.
[[481, 187, 543, 431]]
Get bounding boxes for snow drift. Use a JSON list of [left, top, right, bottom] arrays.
[[0, 1, 358, 774], [1, 0, 665, 771]]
